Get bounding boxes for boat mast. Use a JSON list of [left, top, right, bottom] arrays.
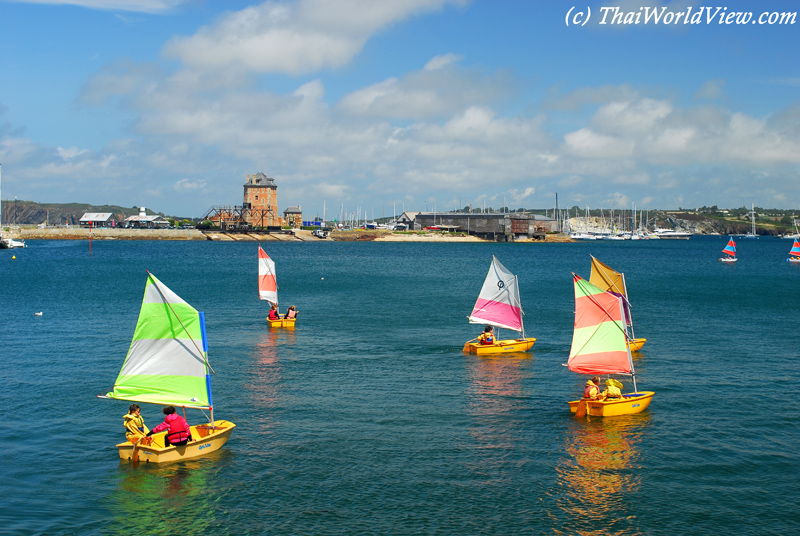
[[516, 274, 525, 339]]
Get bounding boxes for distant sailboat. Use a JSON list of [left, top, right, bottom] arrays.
[[259, 245, 295, 328], [787, 240, 800, 264], [567, 274, 653, 417], [719, 237, 737, 263], [463, 256, 536, 354], [743, 203, 758, 239], [589, 256, 646, 352]]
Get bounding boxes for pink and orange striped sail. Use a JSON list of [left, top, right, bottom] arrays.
[[258, 245, 278, 305], [567, 274, 633, 375]]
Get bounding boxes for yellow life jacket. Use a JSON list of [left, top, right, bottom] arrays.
[[603, 378, 623, 398], [123, 413, 149, 437]]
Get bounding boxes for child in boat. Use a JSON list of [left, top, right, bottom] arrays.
[[583, 377, 602, 399], [478, 326, 494, 345], [147, 406, 192, 446], [284, 305, 298, 319], [123, 404, 149, 442], [603, 378, 623, 399], [268, 303, 280, 321]]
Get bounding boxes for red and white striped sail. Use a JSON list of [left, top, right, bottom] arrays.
[[468, 256, 525, 334], [258, 246, 278, 305]]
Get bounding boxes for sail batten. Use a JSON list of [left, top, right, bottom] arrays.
[[103, 273, 212, 409], [258, 245, 278, 305], [468, 256, 524, 334]]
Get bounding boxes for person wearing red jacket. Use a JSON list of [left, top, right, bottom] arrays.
[[147, 406, 192, 446]]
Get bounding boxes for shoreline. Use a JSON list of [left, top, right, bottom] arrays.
[[14, 227, 575, 243]]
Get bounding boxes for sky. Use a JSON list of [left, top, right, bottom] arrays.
[[1, 0, 799, 219]]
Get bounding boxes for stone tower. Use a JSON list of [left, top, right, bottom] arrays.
[[243, 172, 279, 228]]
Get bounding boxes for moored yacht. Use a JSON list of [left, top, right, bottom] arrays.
[[653, 227, 692, 239]]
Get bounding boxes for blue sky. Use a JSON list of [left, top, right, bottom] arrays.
[[1, 0, 798, 219]]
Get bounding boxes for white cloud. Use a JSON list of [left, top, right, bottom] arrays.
[[337, 57, 514, 120], [174, 178, 206, 191], [593, 98, 672, 135], [564, 128, 635, 158], [424, 53, 463, 71], [695, 79, 726, 100], [162, 0, 467, 76], [57, 146, 90, 160], [6, 0, 189, 13]]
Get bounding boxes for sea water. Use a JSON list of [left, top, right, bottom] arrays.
[[0, 237, 797, 535]]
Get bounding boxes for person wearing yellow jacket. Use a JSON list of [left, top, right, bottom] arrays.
[[603, 378, 623, 399], [123, 404, 150, 442]]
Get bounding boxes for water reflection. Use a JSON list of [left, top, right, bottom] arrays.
[[464, 354, 532, 482], [245, 331, 287, 429], [553, 414, 650, 535], [105, 452, 230, 535]]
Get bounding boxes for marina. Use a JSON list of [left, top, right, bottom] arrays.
[[1, 237, 798, 534]]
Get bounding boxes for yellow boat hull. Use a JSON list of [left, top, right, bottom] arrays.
[[569, 392, 654, 417], [267, 317, 296, 328], [628, 338, 647, 352], [117, 420, 236, 464], [464, 338, 536, 355]]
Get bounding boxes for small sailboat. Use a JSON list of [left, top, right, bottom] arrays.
[[589, 256, 646, 352], [788, 240, 800, 264], [567, 274, 653, 417], [99, 271, 235, 463], [463, 256, 536, 355], [258, 245, 295, 328], [719, 237, 737, 263]]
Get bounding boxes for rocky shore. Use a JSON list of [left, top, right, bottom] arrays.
[[16, 227, 575, 242]]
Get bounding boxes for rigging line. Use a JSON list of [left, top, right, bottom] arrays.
[[147, 271, 216, 375]]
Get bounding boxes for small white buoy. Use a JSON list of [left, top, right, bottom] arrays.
[[34, 312, 43, 316], [321, 277, 324, 280]]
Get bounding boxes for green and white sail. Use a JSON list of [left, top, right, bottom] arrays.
[[102, 272, 213, 409]]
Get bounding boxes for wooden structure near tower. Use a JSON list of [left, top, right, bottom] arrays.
[[202, 172, 282, 230]]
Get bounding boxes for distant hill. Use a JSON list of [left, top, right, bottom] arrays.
[[0, 200, 192, 226]]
